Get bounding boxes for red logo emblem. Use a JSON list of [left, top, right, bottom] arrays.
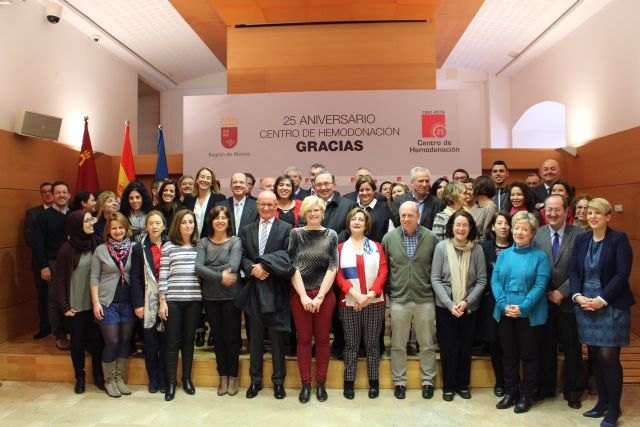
[[221, 127, 237, 149], [421, 113, 447, 138]]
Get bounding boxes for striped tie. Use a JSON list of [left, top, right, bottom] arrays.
[[259, 221, 269, 255]]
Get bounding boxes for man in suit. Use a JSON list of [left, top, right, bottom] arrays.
[[34, 181, 71, 350], [392, 166, 444, 230], [451, 168, 469, 182], [259, 176, 276, 192], [285, 166, 310, 201], [24, 181, 54, 339], [342, 167, 387, 204], [216, 172, 259, 236], [533, 194, 585, 408], [526, 172, 542, 188], [239, 191, 294, 400], [533, 159, 562, 207], [491, 160, 510, 211], [382, 201, 439, 400]]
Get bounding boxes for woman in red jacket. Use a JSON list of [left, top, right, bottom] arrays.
[[336, 207, 388, 400]]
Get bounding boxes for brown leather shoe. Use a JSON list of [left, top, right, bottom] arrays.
[[56, 338, 70, 351]]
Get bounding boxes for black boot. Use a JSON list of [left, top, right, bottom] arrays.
[[182, 378, 196, 395], [165, 383, 176, 401], [194, 330, 205, 348], [316, 381, 328, 402], [74, 374, 86, 394], [343, 380, 355, 400], [92, 368, 105, 391], [299, 383, 311, 403], [368, 379, 380, 399]]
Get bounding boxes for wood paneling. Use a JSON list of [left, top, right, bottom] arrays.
[[435, 0, 483, 67], [227, 22, 436, 93], [0, 301, 37, 344]]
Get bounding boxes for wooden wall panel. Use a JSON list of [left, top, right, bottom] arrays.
[[0, 300, 37, 344], [227, 22, 436, 93], [0, 247, 34, 308]]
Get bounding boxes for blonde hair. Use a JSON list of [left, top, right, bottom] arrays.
[[96, 191, 116, 219], [105, 212, 132, 241], [588, 198, 612, 215], [300, 195, 326, 218], [511, 210, 539, 234]]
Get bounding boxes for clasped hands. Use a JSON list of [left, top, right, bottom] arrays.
[[450, 301, 468, 317], [504, 304, 521, 318], [575, 295, 604, 311]]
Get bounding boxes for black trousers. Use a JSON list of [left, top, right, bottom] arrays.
[[248, 315, 287, 386], [538, 305, 585, 397], [204, 299, 241, 377], [498, 316, 541, 398], [32, 269, 50, 333], [64, 310, 102, 379], [165, 300, 202, 384], [436, 306, 477, 392], [143, 322, 166, 387], [330, 285, 345, 354], [47, 260, 65, 339]]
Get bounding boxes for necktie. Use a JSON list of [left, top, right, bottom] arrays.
[[552, 232, 560, 261], [259, 221, 269, 255], [234, 202, 241, 234]]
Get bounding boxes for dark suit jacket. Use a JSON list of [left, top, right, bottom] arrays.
[[392, 193, 444, 230], [294, 188, 311, 201], [533, 184, 550, 205], [216, 197, 259, 236], [533, 224, 584, 312], [238, 218, 293, 330], [182, 193, 226, 238], [25, 205, 46, 269], [298, 192, 356, 235], [569, 227, 635, 309]]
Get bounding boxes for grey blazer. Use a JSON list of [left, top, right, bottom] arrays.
[[430, 240, 487, 312], [90, 243, 135, 307], [533, 223, 584, 313]]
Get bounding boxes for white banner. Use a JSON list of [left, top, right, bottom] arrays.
[[184, 90, 483, 193]]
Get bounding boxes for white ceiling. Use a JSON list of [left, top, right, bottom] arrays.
[[44, 0, 612, 89]]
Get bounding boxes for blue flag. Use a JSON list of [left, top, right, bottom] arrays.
[[155, 127, 169, 180]]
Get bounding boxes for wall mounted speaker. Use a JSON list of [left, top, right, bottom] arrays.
[[14, 110, 62, 141]]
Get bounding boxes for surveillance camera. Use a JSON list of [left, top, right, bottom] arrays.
[[92, 35, 101, 43], [45, 2, 62, 24]]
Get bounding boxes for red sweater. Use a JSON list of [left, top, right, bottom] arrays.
[[335, 240, 388, 308]]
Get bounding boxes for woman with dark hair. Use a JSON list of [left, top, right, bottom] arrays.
[[154, 179, 182, 228], [353, 176, 394, 243], [432, 182, 467, 241], [570, 198, 634, 427], [72, 191, 97, 214], [431, 210, 487, 401], [158, 209, 202, 401], [195, 206, 242, 397], [336, 207, 388, 399], [573, 193, 592, 230], [94, 191, 118, 240], [471, 176, 498, 243], [274, 175, 302, 227], [90, 212, 136, 398], [183, 167, 226, 238], [54, 210, 103, 393], [289, 196, 338, 403], [492, 211, 550, 414], [504, 181, 542, 225], [131, 210, 168, 394], [379, 181, 393, 207], [478, 211, 513, 397], [429, 177, 449, 200], [120, 180, 153, 243]]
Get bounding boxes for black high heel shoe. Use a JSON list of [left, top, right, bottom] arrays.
[[165, 383, 176, 401], [182, 378, 196, 395]]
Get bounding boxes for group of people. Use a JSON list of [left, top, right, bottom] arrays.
[[24, 160, 633, 427]]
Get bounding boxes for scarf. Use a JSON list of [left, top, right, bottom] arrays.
[[339, 237, 383, 306], [446, 238, 475, 304], [106, 236, 132, 287], [66, 210, 100, 268]]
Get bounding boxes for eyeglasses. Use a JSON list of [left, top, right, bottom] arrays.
[[84, 217, 98, 224], [40, 190, 52, 194], [257, 203, 276, 208], [315, 182, 333, 188], [545, 208, 564, 214], [575, 206, 588, 211]]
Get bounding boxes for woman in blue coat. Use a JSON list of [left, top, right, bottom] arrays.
[[570, 198, 634, 427], [492, 211, 550, 414]]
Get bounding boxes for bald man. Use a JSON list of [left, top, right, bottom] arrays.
[[533, 159, 562, 207]]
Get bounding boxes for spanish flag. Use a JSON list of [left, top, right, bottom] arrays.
[[116, 121, 136, 198]]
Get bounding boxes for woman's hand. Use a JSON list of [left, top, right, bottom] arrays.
[[451, 301, 468, 318], [64, 309, 76, 317], [134, 307, 144, 319], [93, 302, 104, 320], [221, 268, 238, 287], [579, 297, 604, 311], [505, 304, 521, 318], [158, 300, 169, 321], [300, 295, 314, 312], [310, 295, 325, 312]]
